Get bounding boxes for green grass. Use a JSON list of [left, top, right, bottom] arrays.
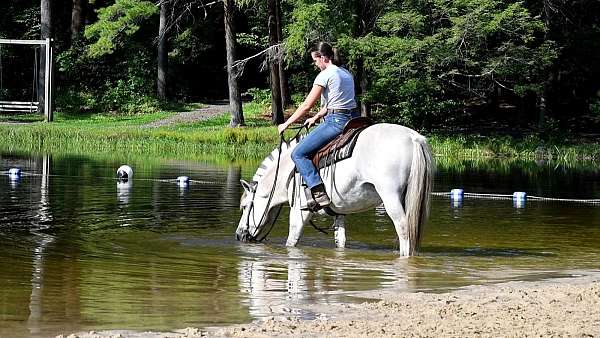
[[0, 112, 45, 123], [0, 103, 598, 164], [0, 103, 281, 163], [428, 134, 598, 162]]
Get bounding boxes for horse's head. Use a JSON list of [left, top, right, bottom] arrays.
[[236, 179, 257, 242], [236, 179, 280, 243]]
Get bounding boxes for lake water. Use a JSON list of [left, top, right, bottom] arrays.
[[0, 153, 599, 337]]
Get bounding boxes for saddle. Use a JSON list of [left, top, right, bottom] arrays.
[[312, 117, 373, 169]]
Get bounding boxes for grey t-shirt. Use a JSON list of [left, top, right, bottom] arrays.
[[313, 65, 356, 110]]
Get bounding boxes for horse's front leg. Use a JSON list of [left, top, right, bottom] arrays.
[[286, 206, 310, 247], [334, 215, 346, 248]]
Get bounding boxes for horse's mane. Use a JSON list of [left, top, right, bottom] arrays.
[[252, 136, 301, 197], [252, 136, 300, 183]]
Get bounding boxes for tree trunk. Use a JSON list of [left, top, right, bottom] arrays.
[[268, 0, 283, 124], [39, 0, 51, 117], [224, 0, 244, 127], [538, 0, 554, 132], [157, 2, 168, 100], [275, 0, 290, 109], [353, 0, 373, 118], [356, 58, 371, 118], [70, 0, 86, 41]]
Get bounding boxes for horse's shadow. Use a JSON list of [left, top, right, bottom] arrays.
[[421, 246, 557, 257]]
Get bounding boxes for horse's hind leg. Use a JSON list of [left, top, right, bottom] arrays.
[[334, 216, 346, 248], [377, 188, 410, 256]]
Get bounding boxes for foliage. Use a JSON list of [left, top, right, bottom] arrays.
[[1, 0, 599, 135], [57, 40, 159, 115], [244, 88, 271, 108], [84, 0, 158, 58], [336, 0, 557, 129], [591, 99, 600, 117]]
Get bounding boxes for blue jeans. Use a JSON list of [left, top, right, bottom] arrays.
[[291, 112, 359, 188]]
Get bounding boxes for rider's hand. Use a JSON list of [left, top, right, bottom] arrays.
[[277, 123, 288, 135], [304, 116, 319, 128]]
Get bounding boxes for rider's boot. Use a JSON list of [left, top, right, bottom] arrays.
[[308, 183, 331, 211], [311, 183, 331, 208]]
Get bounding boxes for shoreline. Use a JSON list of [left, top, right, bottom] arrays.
[[62, 271, 600, 338]]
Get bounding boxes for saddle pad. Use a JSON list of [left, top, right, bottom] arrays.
[[312, 117, 372, 169]]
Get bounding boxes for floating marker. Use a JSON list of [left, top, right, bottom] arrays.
[[513, 191, 527, 208], [8, 168, 21, 178], [450, 188, 464, 200], [176, 176, 190, 187], [117, 165, 133, 182]]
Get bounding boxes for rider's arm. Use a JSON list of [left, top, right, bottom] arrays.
[[278, 85, 323, 133], [304, 106, 328, 128], [314, 106, 328, 119]]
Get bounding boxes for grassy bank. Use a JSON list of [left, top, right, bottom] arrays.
[[0, 103, 278, 163], [0, 103, 598, 163]]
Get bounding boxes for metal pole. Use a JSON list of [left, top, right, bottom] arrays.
[[44, 38, 51, 122], [0, 39, 48, 45]]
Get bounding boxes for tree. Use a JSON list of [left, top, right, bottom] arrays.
[[157, 0, 168, 100], [268, 0, 283, 124], [341, 0, 557, 129], [351, 0, 389, 118], [275, 0, 290, 109], [71, 0, 87, 41], [225, 0, 244, 126]]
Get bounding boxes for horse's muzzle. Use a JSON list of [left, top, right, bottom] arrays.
[[236, 231, 253, 242]]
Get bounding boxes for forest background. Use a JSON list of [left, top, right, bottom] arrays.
[[0, 0, 598, 139]]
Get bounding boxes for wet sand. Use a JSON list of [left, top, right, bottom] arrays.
[[61, 272, 600, 338]]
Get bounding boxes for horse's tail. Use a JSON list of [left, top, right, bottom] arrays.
[[405, 134, 435, 255]]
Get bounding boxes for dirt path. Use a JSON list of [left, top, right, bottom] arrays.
[[143, 103, 229, 128]]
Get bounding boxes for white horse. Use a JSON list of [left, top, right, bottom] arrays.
[[236, 123, 435, 256]]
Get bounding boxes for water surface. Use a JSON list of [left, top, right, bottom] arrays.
[[0, 153, 598, 337]]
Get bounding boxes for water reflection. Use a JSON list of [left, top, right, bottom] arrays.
[[117, 180, 132, 205], [27, 232, 55, 336], [238, 245, 310, 317]]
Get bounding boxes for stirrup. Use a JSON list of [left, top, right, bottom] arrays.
[[302, 185, 330, 212], [302, 187, 320, 212]]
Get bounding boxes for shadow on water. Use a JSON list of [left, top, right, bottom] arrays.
[[0, 152, 599, 337], [423, 246, 558, 257]]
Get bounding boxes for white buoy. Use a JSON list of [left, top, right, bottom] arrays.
[[450, 188, 464, 200], [8, 168, 21, 178], [513, 191, 527, 208], [117, 165, 133, 182], [176, 176, 190, 187]]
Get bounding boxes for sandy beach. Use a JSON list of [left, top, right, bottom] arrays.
[[61, 272, 600, 338]]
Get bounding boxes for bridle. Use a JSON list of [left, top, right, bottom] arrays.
[[241, 125, 309, 242]]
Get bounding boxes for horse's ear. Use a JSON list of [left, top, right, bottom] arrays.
[[240, 179, 256, 193]]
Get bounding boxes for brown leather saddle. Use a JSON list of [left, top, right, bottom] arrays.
[[311, 117, 373, 169]]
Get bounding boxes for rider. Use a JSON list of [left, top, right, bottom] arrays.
[[277, 42, 359, 211]]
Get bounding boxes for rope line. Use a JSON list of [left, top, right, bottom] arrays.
[[5, 171, 598, 204], [432, 192, 600, 204]]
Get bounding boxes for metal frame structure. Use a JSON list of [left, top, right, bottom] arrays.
[[0, 38, 53, 122]]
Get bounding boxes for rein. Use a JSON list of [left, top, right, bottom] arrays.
[[245, 125, 309, 241]]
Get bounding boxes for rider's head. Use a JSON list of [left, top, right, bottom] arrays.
[[310, 42, 341, 70]]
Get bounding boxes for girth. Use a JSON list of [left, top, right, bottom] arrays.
[[312, 117, 372, 169]]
